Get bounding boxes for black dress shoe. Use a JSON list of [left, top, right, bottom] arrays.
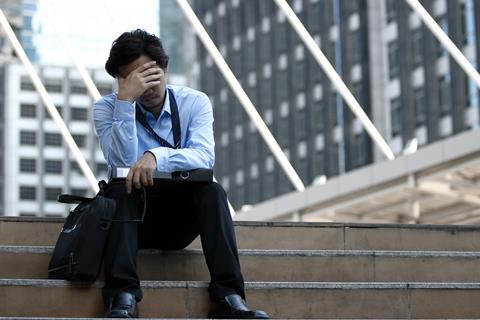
[[105, 292, 139, 318], [208, 294, 269, 319]]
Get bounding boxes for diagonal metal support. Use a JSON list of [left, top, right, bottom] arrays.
[[0, 9, 99, 193], [175, 0, 306, 192], [273, 0, 395, 161], [406, 0, 480, 89]]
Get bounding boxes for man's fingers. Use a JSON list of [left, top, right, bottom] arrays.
[[140, 170, 149, 187], [146, 168, 154, 186], [144, 81, 161, 89], [125, 168, 133, 194], [144, 74, 162, 83], [140, 67, 163, 78], [137, 61, 157, 73], [132, 169, 142, 189]]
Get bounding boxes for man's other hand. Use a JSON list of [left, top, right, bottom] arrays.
[[117, 61, 163, 102], [126, 152, 157, 194]]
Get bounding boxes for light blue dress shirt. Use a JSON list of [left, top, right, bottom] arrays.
[[93, 84, 215, 177]]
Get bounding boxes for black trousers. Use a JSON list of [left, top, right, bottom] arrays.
[[102, 180, 245, 305]]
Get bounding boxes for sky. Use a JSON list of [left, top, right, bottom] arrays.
[[33, 0, 160, 68]]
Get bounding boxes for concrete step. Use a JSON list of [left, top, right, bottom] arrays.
[[3, 246, 480, 283], [2, 279, 480, 318], [3, 217, 480, 251]]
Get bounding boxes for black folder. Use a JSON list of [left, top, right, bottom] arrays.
[[110, 167, 213, 183]]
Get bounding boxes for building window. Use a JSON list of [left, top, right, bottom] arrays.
[[414, 87, 427, 126], [388, 41, 400, 79], [46, 106, 63, 119], [19, 186, 36, 200], [352, 30, 362, 64], [20, 78, 35, 91], [44, 80, 63, 93], [297, 141, 307, 159], [70, 107, 88, 121], [235, 169, 244, 185], [265, 156, 274, 173], [438, 75, 451, 116], [44, 160, 62, 174], [70, 82, 87, 94], [20, 158, 36, 173], [70, 161, 81, 174], [386, 0, 397, 24], [353, 134, 367, 168], [250, 163, 259, 179], [96, 83, 113, 95], [71, 188, 87, 196], [45, 187, 62, 201], [45, 133, 62, 146], [436, 16, 448, 57], [20, 103, 36, 118], [72, 134, 87, 148], [96, 162, 107, 174], [411, 29, 423, 67], [20, 131, 36, 145], [390, 98, 402, 136]]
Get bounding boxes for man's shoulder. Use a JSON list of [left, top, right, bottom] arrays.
[[94, 92, 117, 108], [169, 85, 208, 101]]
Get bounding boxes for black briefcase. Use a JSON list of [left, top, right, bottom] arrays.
[[48, 180, 116, 281]]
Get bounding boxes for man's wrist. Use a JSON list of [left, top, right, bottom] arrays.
[[144, 151, 157, 167], [117, 93, 135, 102]]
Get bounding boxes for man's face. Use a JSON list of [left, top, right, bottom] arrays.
[[117, 55, 167, 109]]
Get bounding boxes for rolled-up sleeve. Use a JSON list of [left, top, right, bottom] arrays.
[[93, 96, 138, 167], [148, 93, 215, 172]]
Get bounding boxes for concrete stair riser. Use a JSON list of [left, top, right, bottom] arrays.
[[3, 218, 480, 251], [2, 280, 480, 319], [3, 247, 480, 283]]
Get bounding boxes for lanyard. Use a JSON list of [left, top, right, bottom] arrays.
[[135, 88, 181, 149]]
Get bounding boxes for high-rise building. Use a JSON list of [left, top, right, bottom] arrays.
[[1, 63, 114, 216], [194, 0, 480, 209], [0, 0, 23, 63], [159, 0, 196, 86]]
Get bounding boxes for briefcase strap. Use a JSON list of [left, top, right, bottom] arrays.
[[57, 181, 146, 223]]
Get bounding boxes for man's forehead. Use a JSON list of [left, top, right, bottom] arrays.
[[118, 56, 155, 77]]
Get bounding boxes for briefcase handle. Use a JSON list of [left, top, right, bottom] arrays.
[[57, 180, 146, 223]]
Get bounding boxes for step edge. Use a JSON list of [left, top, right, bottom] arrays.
[[3, 246, 480, 258], [3, 279, 480, 290], [3, 216, 480, 231]]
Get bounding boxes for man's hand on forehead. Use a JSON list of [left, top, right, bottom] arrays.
[[117, 61, 165, 102]]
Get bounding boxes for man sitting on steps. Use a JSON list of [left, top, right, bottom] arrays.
[[93, 29, 269, 319]]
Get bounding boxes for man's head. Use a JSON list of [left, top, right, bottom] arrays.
[[105, 29, 169, 77], [105, 29, 169, 110]]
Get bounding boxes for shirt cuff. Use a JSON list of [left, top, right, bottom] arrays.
[[114, 99, 135, 121], [149, 147, 171, 172]]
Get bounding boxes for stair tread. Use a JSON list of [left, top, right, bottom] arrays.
[[3, 279, 480, 289], [3, 216, 480, 230], [3, 245, 480, 258]]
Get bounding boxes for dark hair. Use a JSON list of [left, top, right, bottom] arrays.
[[105, 29, 169, 77]]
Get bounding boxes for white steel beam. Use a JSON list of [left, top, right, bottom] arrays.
[[273, 0, 395, 161], [406, 0, 480, 89], [175, 0, 306, 192], [0, 9, 100, 193]]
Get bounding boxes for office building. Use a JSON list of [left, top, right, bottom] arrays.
[[1, 63, 114, 216], [194, 0, 479, 209]]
